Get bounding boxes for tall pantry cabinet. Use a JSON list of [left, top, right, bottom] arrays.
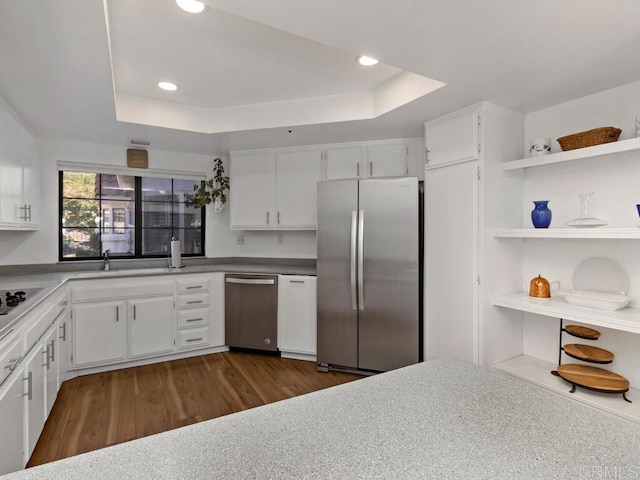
[[424, 102, 524, 366]]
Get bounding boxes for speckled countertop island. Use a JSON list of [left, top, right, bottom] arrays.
[[3, 358, 639, 479]]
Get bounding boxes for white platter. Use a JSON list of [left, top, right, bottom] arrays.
[[573, 257, 629, 295], [558, 290, 631, 311], [565, 217, 607, 227]]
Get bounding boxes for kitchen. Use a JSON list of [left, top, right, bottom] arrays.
[[2, 0, 640, 478]]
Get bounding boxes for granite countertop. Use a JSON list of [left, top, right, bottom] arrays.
[[3, 358, 639, 480]]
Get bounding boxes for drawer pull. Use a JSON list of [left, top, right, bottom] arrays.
[[4, 358, 20, 371], [186, 300, 203, 305], [23, 371, 33, 400], [185, 285, 203, 290], [186, 318, 203, 323], [59, 322, 67, 341], [289, 280, 305, 284], [186, 337, 203, 343]]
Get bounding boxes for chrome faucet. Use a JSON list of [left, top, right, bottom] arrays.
[[103, 250, 111, 271]]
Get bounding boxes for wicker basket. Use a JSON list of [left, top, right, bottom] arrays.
[[557, 126, 622, 151]]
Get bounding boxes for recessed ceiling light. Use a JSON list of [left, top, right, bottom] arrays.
[[158, 81, 178, 91], [356, 55, 379, 67], [176, 0, 206, 14]]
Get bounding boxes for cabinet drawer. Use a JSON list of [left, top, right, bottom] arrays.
[[177, 293, 210, 309], [24, 302, 57, 353], [177, 328, 209, 349], [72, 279, 174, 302], [177, 308, 210, 329], [0, 338, 22, 387], [177, 278, 210, 294]]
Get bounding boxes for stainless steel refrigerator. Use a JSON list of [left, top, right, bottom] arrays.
[[317, 177, 422, 374]]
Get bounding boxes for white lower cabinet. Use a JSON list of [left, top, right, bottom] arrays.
[[0, 368, 25, 474], [57, 311, 70, 389], [277, 275, 317, 356], [72, 301, 127, 367], [23, 342, 47, 461], [128, 297, 174, 358]]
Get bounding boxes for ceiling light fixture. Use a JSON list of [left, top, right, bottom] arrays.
[[158, 81, 178, 91], [176, 0, 206, 14], [356, 55, 379, 67]]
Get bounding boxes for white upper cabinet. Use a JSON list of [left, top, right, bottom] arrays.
[[425, 110, 479, 169], [230, 152, 277, 229], [324, 146, 364, 180], [365, 142, 408, 177], [230, 149, 321, 230], [0, 103, 39, 230]]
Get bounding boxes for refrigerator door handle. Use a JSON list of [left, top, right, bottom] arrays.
[[350, 210, 358, 310], [358, 209, 364, 310]]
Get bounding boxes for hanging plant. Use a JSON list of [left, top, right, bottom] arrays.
[[192, 157, 230, 212]]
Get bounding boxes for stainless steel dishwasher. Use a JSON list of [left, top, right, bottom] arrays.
[[225, 274, 278, 351]]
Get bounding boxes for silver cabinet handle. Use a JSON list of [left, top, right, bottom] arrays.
[[133, 305, 137, 320], [42, 347, 49, 368], [49, 340, 55, 363], [185, 285, 203, 290], [59, 322, 67, 341], [186, 318, 203, 323], [186, 300, 203, 305], [289, 280, 305, 284], [226, 278, 275, 285], [27, 204, 32, 222], [4, 357, 20, 371], [23, 372, 33, 400], [277, 211, 280, 224], [186, 337, 203, 343], [116, 305, 119, 322], [356, 162, 360, 177], [369, 161, 373, 176], [358, 209, 364, 311], [350, 210, 357, 311], [266, 211, 270, 224]]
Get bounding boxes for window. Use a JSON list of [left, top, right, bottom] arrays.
[[60, 171, 204, 260]]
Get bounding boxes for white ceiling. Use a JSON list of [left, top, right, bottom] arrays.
[[1, 0, 640, 155]]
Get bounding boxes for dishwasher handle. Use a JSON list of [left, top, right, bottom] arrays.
[[226, 278, 275, 285]]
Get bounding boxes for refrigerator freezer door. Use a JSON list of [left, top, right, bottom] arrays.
[[358, 177, 420, 371], [317, 180, 359, 369]]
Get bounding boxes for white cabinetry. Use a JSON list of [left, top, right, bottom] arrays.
[[425, 109, 479, 169], [230, 149, 321, 230], [424, 103, 524, 366], [323, 146, 363, 180], [0, 102, 39, 230], [128, 297, 174, 358], [72, 301, 127, 367], [176, 276, 212, 351], [364, 141, 408, 177], [23, 342, 47, 460], [0, 365, 25, 474], [277, 275, 316, 358]]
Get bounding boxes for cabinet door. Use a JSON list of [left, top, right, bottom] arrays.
[[210, 273, 225, 347], [275, 150, 322, 228], [42, 325, 59, 416], [0, 105, 24, 225], [129, 297, 175, 358], [424, 161, 478, 363], [425, 109, 479, 169], [72, 301, 127, 366], [323, 146, 364, 180], [22, 129, 39, 227], [0, 370, 25, 475], [277, 275, 317, 355], [57, 311, 70, 388], [23, 344, 47, 460], [365, 142, 407, 177], [230, 152, 276, 228]]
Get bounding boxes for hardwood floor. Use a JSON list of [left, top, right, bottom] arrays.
[[27, 351, 360, 468]]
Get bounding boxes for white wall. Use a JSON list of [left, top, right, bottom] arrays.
[[0, 138, 317, 266], [521, 79, 640, 385]]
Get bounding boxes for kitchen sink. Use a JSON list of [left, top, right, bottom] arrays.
[[73, 267, 174, 279]]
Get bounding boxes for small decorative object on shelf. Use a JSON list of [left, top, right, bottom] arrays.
[[531, 200, 552, 228], [551, 319, 631, 403], [557, 126, 622, 151], [529, 137, 551, 156], [565, 192, 607, 227], [191, 157, 230, 213]]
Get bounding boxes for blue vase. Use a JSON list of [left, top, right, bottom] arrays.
[[531, 201, 552, 228]]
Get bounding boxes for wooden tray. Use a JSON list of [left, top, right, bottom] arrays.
[[556, 364, 629, 393], [563, 344, 614, 364], [563, 325, 600, 340]]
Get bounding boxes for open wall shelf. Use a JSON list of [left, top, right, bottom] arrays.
[[492, 228, 640, 239]]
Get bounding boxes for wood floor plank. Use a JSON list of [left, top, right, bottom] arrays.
[[28, 351, 362, 469]]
